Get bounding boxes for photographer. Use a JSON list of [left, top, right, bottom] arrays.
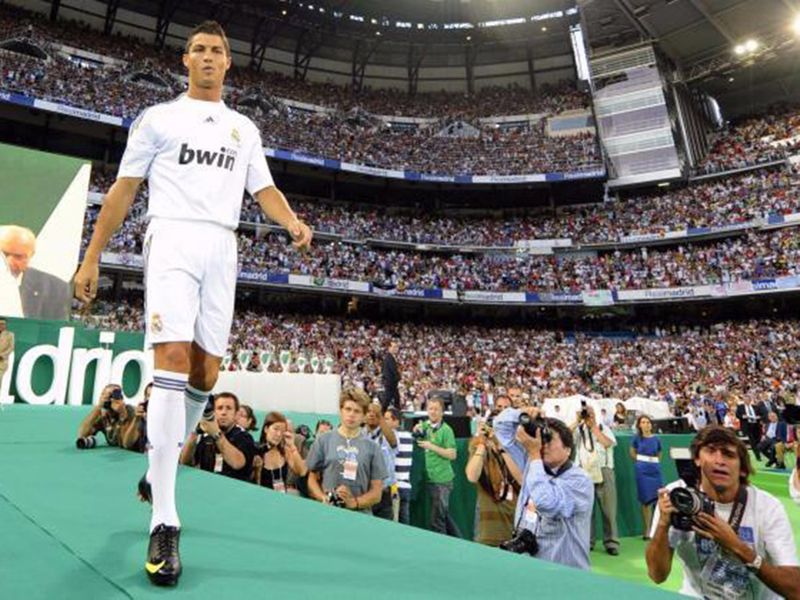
[[570, 405, 619, 555], [363, 402, 397, 520], [494, 407, 594, 570], [466, 412, 522, 547], [646, 426, 800, 599], [413, 396, 461, 538], [384, 407, 413, 524], [253, 411, 308, 493], [76, 384, 134, 449], [180, 392, 257, 482], [121, 383, 153, 453], [306, 388, 387, 512]]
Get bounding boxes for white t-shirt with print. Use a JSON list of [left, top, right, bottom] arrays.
[[118, 94, 274, 230], [651, 480, 799, 600]]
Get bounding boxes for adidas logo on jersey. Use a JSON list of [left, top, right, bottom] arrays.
[[178, 143, 237, 171]]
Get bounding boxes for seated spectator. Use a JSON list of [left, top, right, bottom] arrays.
[[253, 411, 308, 493], [756, 411, 789, 469], [180, 392, 257, 482], [76, 384, 134, 449]]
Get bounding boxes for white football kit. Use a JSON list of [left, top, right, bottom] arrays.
[[118, 94, 274, 356]]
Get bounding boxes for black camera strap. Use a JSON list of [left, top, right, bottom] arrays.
[[727, 485, 748, 534]]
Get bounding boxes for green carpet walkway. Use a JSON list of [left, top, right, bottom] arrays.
[[1, 406, 792, 599]]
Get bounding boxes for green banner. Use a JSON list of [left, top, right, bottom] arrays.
[[0, 317, 148, 405]]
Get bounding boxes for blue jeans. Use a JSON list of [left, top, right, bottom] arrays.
[[427, 481, 462, 538]]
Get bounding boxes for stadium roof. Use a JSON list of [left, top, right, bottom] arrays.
[[580, 0, 800, 115]]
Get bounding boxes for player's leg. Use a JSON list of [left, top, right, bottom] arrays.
[[182, 341, 223, 443], [189, 227, 236, 428], [142, 225, 201, 586]]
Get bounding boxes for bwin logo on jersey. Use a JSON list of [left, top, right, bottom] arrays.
[[178, 143, 237, 171]]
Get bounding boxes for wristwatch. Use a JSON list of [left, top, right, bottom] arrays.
[[211, 431, 223, 443], [745, 553, 763, 573]]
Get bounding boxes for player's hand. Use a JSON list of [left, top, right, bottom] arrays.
[[287, 218, 312, 251], [74, 261, 99, 303]]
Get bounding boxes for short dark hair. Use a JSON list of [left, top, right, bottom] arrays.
[[214, 392, 239, 412], [185, 21, 230, 56], [691, 425, 753, 485], [239, 404, 257, 431], [315, 419, 332, 433], [384, 407, 401, 422], [427, 396, 446, 411], [545, 418, 574, 451]]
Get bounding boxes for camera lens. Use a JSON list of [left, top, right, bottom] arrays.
[[669, 487, 700, 515]]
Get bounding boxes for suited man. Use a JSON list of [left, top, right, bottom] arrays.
[[381, 340, 401, 411], [0, 225, 71, 321], [736, 397, 763, 461], [0, 319, 14, 388], [756, 411, 789, 469], [755, 393, 775, 425]]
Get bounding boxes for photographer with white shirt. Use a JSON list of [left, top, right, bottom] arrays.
[[646, 426, 800, 600]]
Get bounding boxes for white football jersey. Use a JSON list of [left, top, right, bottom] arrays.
[[118, 94, 274, 230]]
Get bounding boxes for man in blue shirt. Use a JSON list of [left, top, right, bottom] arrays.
[[494, 406, 594, 570]]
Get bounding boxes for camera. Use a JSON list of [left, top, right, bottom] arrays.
[[326, 490, 346, 508], [499, 528, 539, 556], [76, 436, 97, 450], [580, 400, 589, 421], [412, 422, 428, 441], [669, 487, 715, 531], [518, 413, 552, 443]]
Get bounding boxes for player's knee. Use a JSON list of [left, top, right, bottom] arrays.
[[154, 344, 191, 373], [189, 366, 218, 392]]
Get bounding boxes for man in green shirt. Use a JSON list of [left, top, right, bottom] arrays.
[[414, 396, 462, 537]]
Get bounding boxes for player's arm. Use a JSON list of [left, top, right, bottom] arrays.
[[75, 177, 142, 302], [254, 186, 312, 250]]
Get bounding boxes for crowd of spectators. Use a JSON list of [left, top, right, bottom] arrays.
[[0, 5, 599, 176], [76, 296, 800, 414], [90, 165, 800, 248], [696, 104, 800, 175], [82, 198, 800, 293], [241, 168, 800, 245]]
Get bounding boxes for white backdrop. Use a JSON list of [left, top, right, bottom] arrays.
[[542, 394, 672, 424], [212, 372, 341, 415]]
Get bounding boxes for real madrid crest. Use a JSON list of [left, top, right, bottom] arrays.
[[150, 312, 163, 334], [231, 128, 241, 146]]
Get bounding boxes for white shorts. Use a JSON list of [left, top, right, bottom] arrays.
[[143, 218, 237, 357]]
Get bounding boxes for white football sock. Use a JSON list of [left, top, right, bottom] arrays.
[[147, 370, 187, 533], [184, 383, 211, 442]]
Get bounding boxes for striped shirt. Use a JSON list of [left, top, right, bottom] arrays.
[[394, 430, 413, 490]]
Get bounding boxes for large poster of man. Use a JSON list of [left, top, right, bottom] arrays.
[[0, 142, 90, 320]]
